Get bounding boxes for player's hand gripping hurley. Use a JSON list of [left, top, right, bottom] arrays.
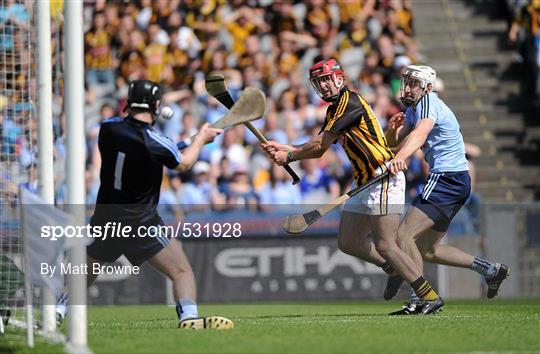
[[206, 72, 300, 185], [283, 172, 390, 234]]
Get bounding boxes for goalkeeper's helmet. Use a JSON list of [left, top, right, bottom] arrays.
[[400, 65, 436, 106], [127, 80, 162, 116], [309, 58, 345, 102]]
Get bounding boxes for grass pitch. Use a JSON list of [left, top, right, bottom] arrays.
[[1, 299, 539, 353]]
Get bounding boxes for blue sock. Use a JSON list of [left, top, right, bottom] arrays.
[[410, 290, 421, 304], [56, 292, 68, 318], [176, 299, 198, 321], [470, 256, 497, 278]]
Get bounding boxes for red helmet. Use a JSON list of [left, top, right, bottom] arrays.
[[309, 59, 345, 102]]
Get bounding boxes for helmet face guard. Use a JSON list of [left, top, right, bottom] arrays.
[[400, 75, 425, 106], [400, 65, 436, 106], [127, 80, 162, 120], [309, 59, 344, 102]]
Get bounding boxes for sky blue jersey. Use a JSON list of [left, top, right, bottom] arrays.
[[404, 92, 469, 173]]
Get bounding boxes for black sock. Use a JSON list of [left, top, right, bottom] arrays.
[[381, 262, 395, 275]]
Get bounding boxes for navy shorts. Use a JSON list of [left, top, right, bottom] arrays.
[[412, 171, 471, 232], [87, 221, 172, 266]]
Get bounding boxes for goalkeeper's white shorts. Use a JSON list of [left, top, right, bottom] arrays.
[[343, 168, 405, 215]]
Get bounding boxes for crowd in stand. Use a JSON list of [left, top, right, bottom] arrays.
[[506, 0, 540, 108], [2, 0, 458, 219], [74, 0, 432, 215]]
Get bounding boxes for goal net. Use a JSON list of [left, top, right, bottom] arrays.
[[0, 0, 36, 333]]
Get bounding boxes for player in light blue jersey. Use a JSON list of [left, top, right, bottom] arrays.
[[384, 65, 509, 315]]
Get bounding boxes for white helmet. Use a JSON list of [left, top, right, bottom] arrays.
[[400, 65, 436, 106]]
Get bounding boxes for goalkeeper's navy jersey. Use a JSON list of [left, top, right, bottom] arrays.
[[92, 116, 181, 226]]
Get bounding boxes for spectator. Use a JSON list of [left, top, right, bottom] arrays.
[[210, 127, 248, 172], [87, 102, 115, 173], [179, 161, 224, 213], [224, 6, 268, 58], [390, 55, 412, 98], [299, 158, 340, 203], [144, 23, 170, 83], [159, 175, 184, 221], [258, 164, 302, 211], [465, 142, 482, 233], [0, 0, 30, 51], [373, 85, 401, 129], [508, 0, 540, 106], [216, 157, 233, 193], [167, 10, 201, 59], [339, 17, 371, 52], [304, 0, 336, 45], [268, 1, 301, 37], [84, 11, 115, 92], [263, 109, 288, 145], [224, 165, 258, 211], [177, 111, 198, 142]]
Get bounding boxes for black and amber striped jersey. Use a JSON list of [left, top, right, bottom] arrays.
[[320, 87, 394, 184]]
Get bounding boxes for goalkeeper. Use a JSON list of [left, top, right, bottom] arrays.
[[56, 80, 233, 329]]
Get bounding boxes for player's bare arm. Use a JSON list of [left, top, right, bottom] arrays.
[[262, 132, 337, 166], [260, 141, 295, 154], [175, 123, 222, 172], [389, 118, 434, 175]]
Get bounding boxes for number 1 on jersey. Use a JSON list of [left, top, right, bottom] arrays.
[[114, 152, 126, 190]]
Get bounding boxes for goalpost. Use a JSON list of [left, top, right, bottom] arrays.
[[0, 1, 88, 351]]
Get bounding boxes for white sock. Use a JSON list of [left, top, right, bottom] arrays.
[[176, 299, 198, 321]]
